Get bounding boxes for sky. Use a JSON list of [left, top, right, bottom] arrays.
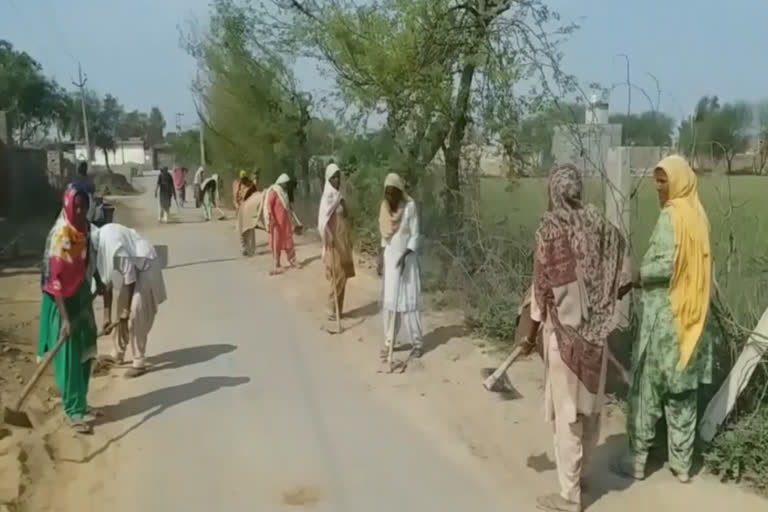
[[1, 0, 766, 131]]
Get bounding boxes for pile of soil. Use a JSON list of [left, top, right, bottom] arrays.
[[92, 171, 138, 196], [0, 268, 59, 509]]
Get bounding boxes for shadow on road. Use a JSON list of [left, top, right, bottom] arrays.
[[165, 258, 239, 270], [423, 324, 468, 355], [344, 301, 379, 319], [300, 255, 321, 267], [63, 376, 251, 464], [147, 343, 237, 372]]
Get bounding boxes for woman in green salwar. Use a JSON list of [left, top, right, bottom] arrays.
[[615, 155, 713, 483], [38, 184, 99, 434]]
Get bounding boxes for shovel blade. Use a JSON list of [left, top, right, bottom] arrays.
[[2, 407, 33, 429]]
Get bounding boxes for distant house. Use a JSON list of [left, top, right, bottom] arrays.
[[151, 143, 174, 170], [75, 138, 149, 167]]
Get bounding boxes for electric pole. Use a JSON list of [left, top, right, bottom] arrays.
[[616, 54, 631, 116], [72, 62, 90, 162]]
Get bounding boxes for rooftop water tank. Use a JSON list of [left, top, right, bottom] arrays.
[[585, 94, 610, 124]]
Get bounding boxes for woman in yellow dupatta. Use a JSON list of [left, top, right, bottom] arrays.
[[615, 155, 713, 484]]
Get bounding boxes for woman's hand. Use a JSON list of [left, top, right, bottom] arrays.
[[59, 317, 71, 340], [397, 249, 412, 274], [617, 282, 633, 300], [520, 336, 537, 356]]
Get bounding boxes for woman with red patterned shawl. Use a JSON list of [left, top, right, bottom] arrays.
[[524, 164, 628, 512], [37, 185, 99, 434], [264, 173, 302, 274]]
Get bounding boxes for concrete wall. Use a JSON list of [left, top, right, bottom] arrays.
[[0, 111, 59, 220], [0, 142, 53, 219], [75, 141, 149, 166]]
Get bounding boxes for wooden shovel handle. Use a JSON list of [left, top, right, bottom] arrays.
[[12, 333, 67, 411], [483, 345, 524, 390]]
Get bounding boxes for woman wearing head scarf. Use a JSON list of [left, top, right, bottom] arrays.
[[232, 170, 247, 209], [94, 223, 167, 378], [378, 173, 423, 358], [172, 167, 186, 206], [318, 163, 355, 320], [201, 173, 222, 221], [193, 166, 206, 208], [38, 185, 99, 434], [155, 166, 176, 223], [525, 165, 627, 512], [236, 173, 257, 210], [614, 155, 713, 484], [237, 189, 266, 257], [264, 173, 303, 274]]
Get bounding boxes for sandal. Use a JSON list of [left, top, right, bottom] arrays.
[[611, 455, 645, 480], [68, 417, 93, 435], [124, 367, 148, 379], [536, 493, 580, 512]]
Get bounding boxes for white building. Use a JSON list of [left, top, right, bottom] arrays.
[[75, 138, 149, 167]]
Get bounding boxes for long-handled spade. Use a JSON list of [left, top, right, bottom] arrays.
[[482, 345, 525, 392], [328, 249, 343, 335], [4, 298, 98, 428], [385, 256, 406, 373], [4, 331, 66, 428]]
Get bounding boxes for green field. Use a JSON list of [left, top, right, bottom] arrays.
[[480, 175, 768, 319]]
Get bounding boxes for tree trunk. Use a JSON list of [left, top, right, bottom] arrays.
[[103, 148, 111, 172], [443, 62, 476, 228]]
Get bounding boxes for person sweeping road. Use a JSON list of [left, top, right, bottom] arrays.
[[156, 167, 177, 223], [318, 163, 355, 323], [237, 189, 266, 257], [193, 166, 205, 208], [264, 173, 303, 275], [377, 172, 423, 361], [525, 164, 628, 512], [94, 223, 167, 378], [201, 174, 223, 222], [173, 166, 187, 206]]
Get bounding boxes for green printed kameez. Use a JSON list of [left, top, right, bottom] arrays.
[[628, 209, 713, 475]]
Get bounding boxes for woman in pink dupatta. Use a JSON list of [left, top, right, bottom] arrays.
[[264, 173, 303, 274], [172, 167, 186, 206]]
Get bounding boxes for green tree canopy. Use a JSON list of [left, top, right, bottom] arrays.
[[0, 40, 68, 145], [609, 111, 674, 146], [679, 95, 753, 173]]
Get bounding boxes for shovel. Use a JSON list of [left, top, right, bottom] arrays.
[[3, 332, 66, 428]]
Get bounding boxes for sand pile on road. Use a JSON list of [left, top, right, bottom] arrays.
[[92, 171, 137, 196]]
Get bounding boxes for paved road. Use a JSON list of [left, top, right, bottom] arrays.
[[84, 178, 509, 512]]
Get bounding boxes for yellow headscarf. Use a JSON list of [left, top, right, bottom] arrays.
[[656, 155, 711, 370], [238, 170, 247, 179]]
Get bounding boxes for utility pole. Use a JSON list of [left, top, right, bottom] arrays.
[[72, 62, 90, 162], [616, 54, 631, 116]]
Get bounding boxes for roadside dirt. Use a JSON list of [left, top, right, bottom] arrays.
[[0, 200, 143, 511], [238, 223, 767, 510], [11, 194, 765, 511]]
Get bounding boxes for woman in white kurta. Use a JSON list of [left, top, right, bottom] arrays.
[[94, 223, 167, 378], [378, 173, 423, 357]]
